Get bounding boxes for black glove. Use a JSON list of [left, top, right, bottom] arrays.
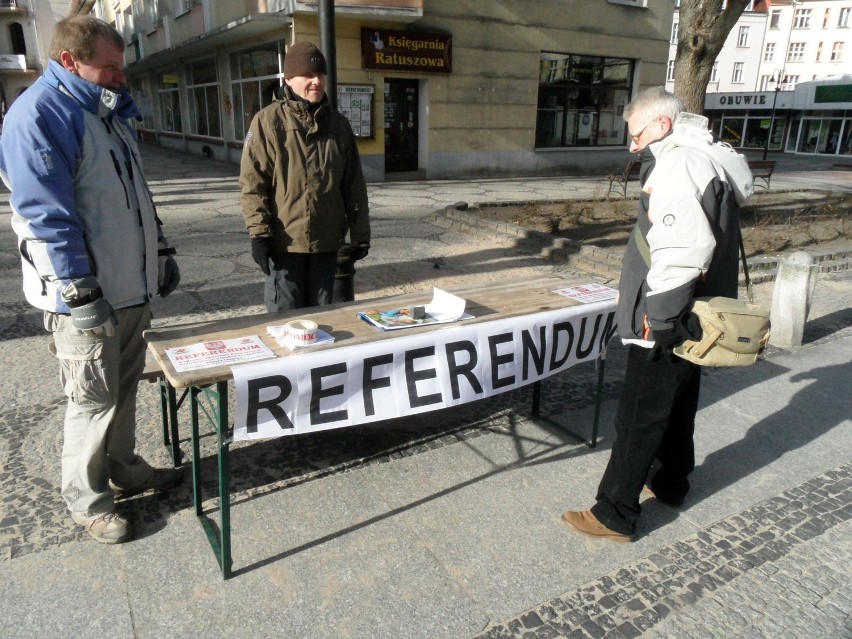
[[61, 277, 116, 336], [647, 326, 682, 363], [680, 311, 703, 341], [251, 236, 273, 276], [350, 244, 369, 261], [70, 297, 117, 336], [652, 326, 682, 348], [158, 255, 180, 298]]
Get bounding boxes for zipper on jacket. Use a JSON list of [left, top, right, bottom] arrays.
[[109, 149, 131, 209]]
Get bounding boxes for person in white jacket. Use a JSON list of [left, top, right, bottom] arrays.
[[562, 87, 753, 542], [0, 16, 183, 544]]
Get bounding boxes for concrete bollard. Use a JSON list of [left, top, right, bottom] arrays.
[[769, 251, 818, 348]]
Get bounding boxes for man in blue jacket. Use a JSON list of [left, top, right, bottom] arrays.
[[0, 16, 182, 544], [562, 88, 753, 541]]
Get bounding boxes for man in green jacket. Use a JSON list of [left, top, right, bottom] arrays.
[[240, 42, 370, 311]]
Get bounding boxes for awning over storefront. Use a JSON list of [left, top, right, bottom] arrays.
[[127, 13, 292, 73]]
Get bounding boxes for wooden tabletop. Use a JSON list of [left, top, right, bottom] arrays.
[[144, 274, 604, 389]]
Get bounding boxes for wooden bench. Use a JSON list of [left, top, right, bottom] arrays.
[[605, 159, 641, 198], [747, 159, 776, 190]]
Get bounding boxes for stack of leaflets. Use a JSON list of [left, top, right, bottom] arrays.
[[359, 288, 473, 331]]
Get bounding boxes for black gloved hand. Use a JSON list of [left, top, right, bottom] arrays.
[[680, 311, 703, 341], [69, 297, 117, 336], [647, 326, 682, 363], [251, 236, 273, 276], [158, 255, 180, 298], [350, 244, 369, 261], [652, 326, 682, 348]]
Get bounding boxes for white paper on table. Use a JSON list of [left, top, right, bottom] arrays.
[[424, 287, 467, 322]]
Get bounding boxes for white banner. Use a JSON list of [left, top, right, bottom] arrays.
[[232, 301, 616, 441]]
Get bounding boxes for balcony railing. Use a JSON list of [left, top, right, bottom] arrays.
[[0, 1, 19, 9]]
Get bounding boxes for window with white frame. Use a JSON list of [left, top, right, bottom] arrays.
[[142, 0, 159, 32], [709, 61, 719, 82], [793, 8, 811, 29], [737, 26, 750, 47], [732, 62, 744, 83], [770, 9, 781, 29], [186, 60, 222, 138], [158, 70, 181, 133], [831, 42, 844, 62], [760, 75, 773, 91], [787, 42, 806, 61], [666, 60, 675, 81], [823, 8, 830, 29], [230, 41, 284, 141], [839, 7, 851, 27], [764, 42, 775, 61], [670, 22, 679, 45], [816, 42, 823, 61], [784, 75, 798, 90]]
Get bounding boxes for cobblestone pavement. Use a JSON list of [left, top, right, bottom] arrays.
[[476, 466, 852, 639], [0, 145, 849, 638]]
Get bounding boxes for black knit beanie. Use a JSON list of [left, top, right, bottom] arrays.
[[284, 42, 327, 79]]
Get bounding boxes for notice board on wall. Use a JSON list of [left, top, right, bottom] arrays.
[[337, 84, 374, 139]]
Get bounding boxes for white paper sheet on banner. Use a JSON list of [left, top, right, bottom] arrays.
[[165, 335, 276, 372], [231, 299, 617, 441]]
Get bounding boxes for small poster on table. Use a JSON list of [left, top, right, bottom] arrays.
[[553, 283, 618, 304], [165, 335, 276, 372]]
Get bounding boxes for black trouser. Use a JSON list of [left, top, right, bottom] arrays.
[[264, 251, 337, 312], [591, 344, 701, 535]]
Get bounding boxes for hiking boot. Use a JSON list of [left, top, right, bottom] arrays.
[[71, 511, 131, 544], [562, 510, 632, 542], [113, 467, 184, 499], [641, 485, 684, 508]]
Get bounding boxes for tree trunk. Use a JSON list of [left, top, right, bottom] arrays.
[[675, 0, 751, 114]]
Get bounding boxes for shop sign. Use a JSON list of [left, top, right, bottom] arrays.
[[362, 28, 451, 74], [718, 94, 768, 107]]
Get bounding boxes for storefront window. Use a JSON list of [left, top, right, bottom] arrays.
[[131, 80, 155, 130], [535, 53, 633, 148], [720, 116, 744, 146], [230, 41, 284, 141], [186, 60, 221, 138], [158, 70, 181, 133]]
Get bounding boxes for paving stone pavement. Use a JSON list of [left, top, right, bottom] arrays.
[[0, 145, 849, 638]]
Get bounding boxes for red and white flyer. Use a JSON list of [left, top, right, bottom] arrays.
[[552, 283, 618, 304], [165, 335, 276, 372]]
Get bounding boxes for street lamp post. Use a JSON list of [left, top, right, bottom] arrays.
[[762, 72, 785, 161], [761, 0, 798, 160]]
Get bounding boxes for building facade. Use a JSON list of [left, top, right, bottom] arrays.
[[0, 0, 75, 124], [70, 0, 676, 180], [667, 0, 852, 156]]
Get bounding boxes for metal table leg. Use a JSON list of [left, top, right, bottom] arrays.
[[190, 381, 233, 579], [531, 351, 606, 448]]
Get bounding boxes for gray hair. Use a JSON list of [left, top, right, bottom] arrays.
[[623, 87, 685, 124]]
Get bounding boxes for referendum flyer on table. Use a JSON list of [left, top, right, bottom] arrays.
[[165, 336, 276, 372]]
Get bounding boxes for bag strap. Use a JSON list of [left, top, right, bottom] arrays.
[[632, 223, 753, 302], [739, 231, 754, 303]]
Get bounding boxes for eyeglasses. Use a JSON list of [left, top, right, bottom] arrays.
[[629, 117, 659, 144]]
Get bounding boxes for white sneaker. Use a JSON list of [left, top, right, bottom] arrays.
[[71, 511, 131, 544]]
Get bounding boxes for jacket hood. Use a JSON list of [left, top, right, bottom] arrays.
[[44, 59, 141, 121], [653, 111, 754, 205]]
